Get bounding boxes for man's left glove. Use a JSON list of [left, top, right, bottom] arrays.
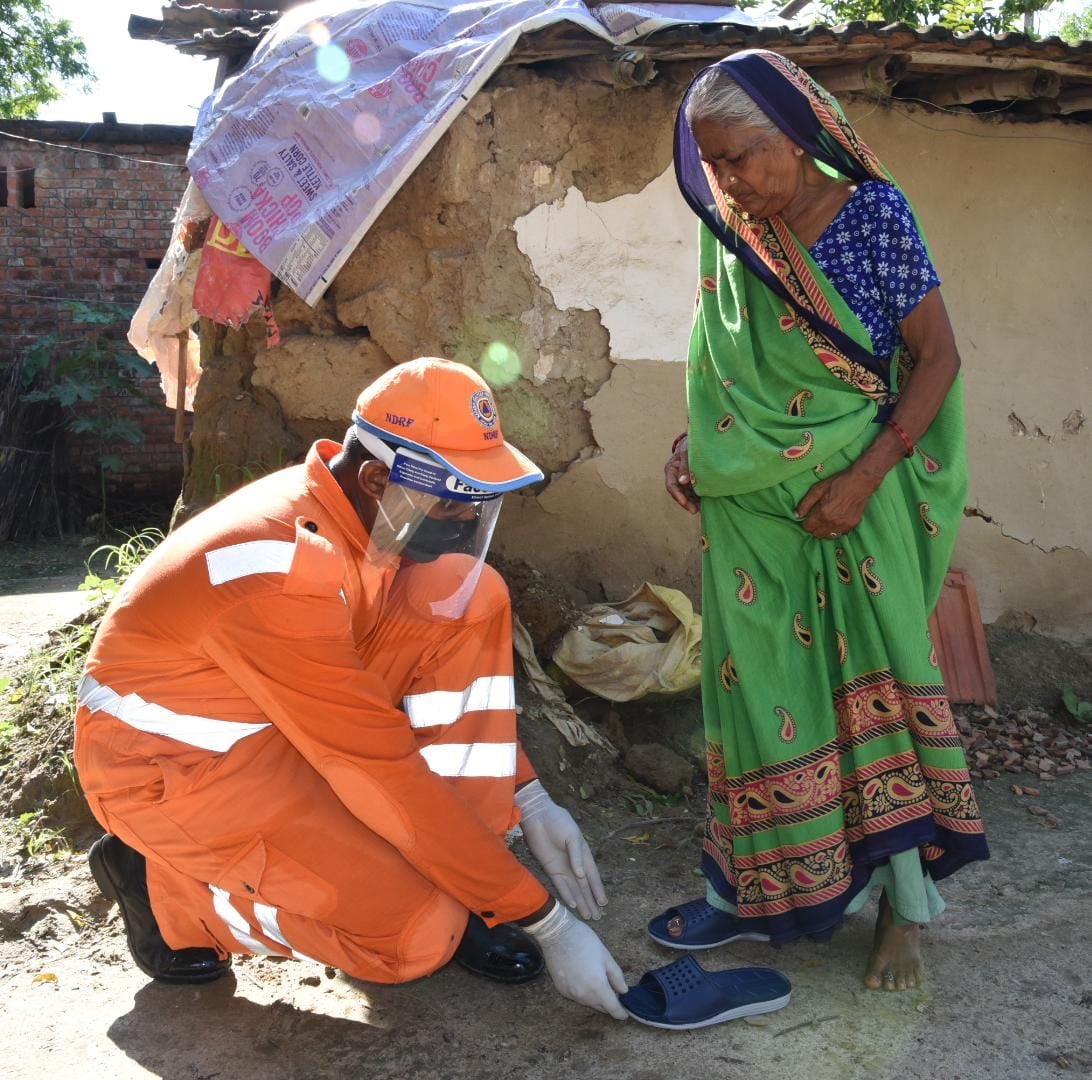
[[515, 779, 607, 920]]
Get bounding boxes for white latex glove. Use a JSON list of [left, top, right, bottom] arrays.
[[515, 779, 607, 920], [524, 900, 628, 1020]]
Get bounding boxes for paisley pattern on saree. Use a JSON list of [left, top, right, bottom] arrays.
[[708, 746, 842, 833], [729, 836, 852, 915], [702, 664, 985, 915]]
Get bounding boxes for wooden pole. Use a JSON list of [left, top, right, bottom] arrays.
[[817, 55, 909, 95], [903, 68, 1059, 108], [174, 331, 188, 444], [1057, 87, 1092, 114]]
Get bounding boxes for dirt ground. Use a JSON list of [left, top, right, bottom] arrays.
[[2, 544, 1091, 1080], [0, 539, 99, 668]]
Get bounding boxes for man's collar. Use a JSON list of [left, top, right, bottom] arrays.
[[304, 440, 370, 552]]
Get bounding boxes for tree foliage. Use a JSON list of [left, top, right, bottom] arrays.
[[0, 0, 93, 118], [1059, 3, 1092, 41], [817, 0, 1056, 34]]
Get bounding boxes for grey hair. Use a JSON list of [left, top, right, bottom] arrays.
[[684, 67, 780, 136]]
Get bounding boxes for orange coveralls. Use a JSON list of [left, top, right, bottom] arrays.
[[74, 440, 549, 982]]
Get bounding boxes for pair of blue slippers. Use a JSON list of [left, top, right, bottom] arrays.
[[618, 898, 791, 1030]]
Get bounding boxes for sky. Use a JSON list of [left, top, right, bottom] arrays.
[[38, 0, 216, 126], [34, 0, 1091, 126]]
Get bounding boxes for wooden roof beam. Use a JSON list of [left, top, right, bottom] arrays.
[[815, 53, 909, 93], [901, 67, 1060, 107], [906, 49, 1092, 80], [1057, 86, 1092, 113]]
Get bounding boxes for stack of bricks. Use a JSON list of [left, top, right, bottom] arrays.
[[0, 116, 195, 506]]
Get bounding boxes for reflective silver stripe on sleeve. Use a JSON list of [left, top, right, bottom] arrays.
[[418, 741, 517, 778], [209, 885, 278, 956], [253, 902, 320, 964], [77, 674, 270, 753], [205, 540, 296, 586], [403, 675, 515, 729]]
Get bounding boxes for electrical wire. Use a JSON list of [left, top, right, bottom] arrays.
[[846, 90, 1092, 144], [0, 288, 136, 309], [0, 128, 190, 169]]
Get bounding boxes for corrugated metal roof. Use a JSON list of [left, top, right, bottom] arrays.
[[130, 4, 1092, 117], [631, 18, 1092, 64]]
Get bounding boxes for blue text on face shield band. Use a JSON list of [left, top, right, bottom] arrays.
[[389, 452, 501, 503]]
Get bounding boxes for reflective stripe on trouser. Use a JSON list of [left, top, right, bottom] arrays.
[[75, 560, 518, 982]]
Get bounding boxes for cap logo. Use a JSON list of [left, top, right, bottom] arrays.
[[470, 390, 497, 429], [385, 412, 415, 428]]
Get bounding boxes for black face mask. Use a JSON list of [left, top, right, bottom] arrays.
[[402, 514, 479, 563]]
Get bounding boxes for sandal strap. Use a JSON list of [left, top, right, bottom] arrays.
[[647, 955, 724, 1024], [673, 898, 721, 925]]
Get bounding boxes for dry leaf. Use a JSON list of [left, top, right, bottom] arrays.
[[623, 832, 650, 844], [32, 972, 58, 985]]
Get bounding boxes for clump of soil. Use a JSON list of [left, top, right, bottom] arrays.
[[985, 626, 1092, 715], [489, 552, 581, 658]]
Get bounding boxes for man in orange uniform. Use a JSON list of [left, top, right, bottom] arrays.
[[76, 357, 628, 1019]]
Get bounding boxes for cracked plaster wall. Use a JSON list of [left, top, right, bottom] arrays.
[[188, 68, 1089, 636], [853, 105, 1092, 639], [509, 96, 1091, 634]]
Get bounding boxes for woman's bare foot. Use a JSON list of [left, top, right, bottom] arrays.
[[864, 891, 925, 991]]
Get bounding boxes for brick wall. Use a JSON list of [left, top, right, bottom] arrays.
[[0, 119, 195, 513]]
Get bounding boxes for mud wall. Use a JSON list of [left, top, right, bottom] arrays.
[[186, 65, 1091, 638], [509, 94, 1092, 636]]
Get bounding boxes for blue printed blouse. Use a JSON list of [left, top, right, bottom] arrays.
[[809, 181, 940, 362]]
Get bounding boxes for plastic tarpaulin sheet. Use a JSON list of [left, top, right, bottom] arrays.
[[188, 0, 778, 305]]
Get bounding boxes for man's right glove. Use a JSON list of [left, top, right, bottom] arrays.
[[522, 900, 629, 1020]]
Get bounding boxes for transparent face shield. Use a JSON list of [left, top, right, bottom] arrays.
[[355, 428, 504, 621]]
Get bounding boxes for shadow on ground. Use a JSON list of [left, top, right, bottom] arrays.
[[2, 773, 1090, 1080]]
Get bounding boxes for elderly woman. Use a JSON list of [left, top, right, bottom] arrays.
[[657, 50, 989, 991]]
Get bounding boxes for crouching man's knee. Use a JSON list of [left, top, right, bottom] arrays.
[[352, 891, 470, 984], [395, 555, 510, 625]]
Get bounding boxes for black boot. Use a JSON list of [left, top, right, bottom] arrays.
[[88, 833, 231, 985], [453, 913, 544, 984]]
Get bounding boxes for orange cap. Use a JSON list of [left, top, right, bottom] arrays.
[[352, 358, 543, 492]]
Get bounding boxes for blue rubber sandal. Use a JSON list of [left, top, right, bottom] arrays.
[[648, 898, 771, 950], [620, 954, 791, 1031]]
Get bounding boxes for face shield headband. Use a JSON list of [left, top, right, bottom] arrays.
[[354, 425, 504, 621]]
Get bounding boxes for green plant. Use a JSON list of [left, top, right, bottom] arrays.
[[1062, 689, 1092, 724], [1060, 3, 1092, 41], [816, 0, 1056, 33], [0, 0, 93, 118], [21, 301, 150, 531], [16, 810, 70, 858], [79, 527, 165, 601]]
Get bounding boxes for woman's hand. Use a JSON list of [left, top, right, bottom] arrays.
[[664, 437, 699, 514], [795, 467, 878, 539]]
